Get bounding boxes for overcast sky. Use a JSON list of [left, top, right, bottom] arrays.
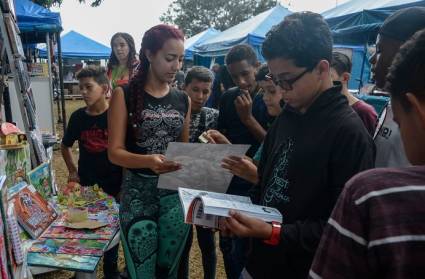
[[52, 0, 350, 48]]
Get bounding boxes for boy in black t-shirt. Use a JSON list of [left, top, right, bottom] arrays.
[[216, 44, 271, 279], [61, 66, 122, 279], [218, 44, 270, 163]]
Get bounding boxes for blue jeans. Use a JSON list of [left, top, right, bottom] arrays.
[[219, 235, 248, 279]]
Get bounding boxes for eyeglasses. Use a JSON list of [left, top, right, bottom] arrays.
[[266, 68, 311, 91]]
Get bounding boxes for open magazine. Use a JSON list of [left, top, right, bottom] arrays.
[[178, 187, 282, 229]]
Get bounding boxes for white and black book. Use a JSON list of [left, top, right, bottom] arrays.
[[178, 187, 282, 229]]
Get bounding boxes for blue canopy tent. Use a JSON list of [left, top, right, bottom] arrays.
[[323, 0, 425, 44], [15, 0, 62, 43], [39, 30, 111, 60], [185, 28, 220, 61], [319, 0, 425, 112], [193, 4, 292, 65], [321, 0, 425, 90]]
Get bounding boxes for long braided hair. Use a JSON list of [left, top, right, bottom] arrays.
[[127, 24, 184, 141]]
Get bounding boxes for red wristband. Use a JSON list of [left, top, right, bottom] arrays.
[[263, 221, 281, 246]]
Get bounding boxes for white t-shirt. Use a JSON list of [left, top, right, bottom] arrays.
[[374, 103, 410, 168]]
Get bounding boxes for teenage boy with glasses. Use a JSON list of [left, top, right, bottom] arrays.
[[219, 12, 375, 278]]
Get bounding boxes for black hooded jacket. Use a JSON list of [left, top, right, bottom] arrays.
[[247, 84, 376, 278]]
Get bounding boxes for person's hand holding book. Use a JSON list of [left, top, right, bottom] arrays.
[[220, 210, 273, 239]]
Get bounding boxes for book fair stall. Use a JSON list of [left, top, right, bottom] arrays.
[[0, 1, 120, 278]]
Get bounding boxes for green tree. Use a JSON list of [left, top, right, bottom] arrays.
[[32, 0, 102, 8], [160, 0, 278, 37]]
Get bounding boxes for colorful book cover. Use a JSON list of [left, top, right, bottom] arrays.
[[41, 224, 118, 240], [0, 217, 10, 279], [29, 238, 109, 257], [6, 204, 23, 264], [87, 198, 118, 214], [26, 162, 52, 200], [0, 145, 31, 188], [27, 252, 100, 272], [0, 175, 15, 279], [9, 184, 58, 239], [52, 211, 118, 228], [6, 181, 27, 199], [0, 176, 10, 279]]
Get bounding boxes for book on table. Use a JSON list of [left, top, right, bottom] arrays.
[[178, 187, 282, 229], [26, 252, 100, 273], [8, 182, 57, 239]]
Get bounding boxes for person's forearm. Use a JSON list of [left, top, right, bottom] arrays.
[[243, 117, 267, 142], [61, 144, 77, 173], [108, 147, 153, 169], [246, 172, 259, 185]]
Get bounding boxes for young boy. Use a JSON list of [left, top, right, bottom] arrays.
[[61, 66, 122, 279], [179, 66, 218, 279], [221, 64, 285, 185], [218, 44, 269, 164], [186, 66, 219, 143], [310, 28, 425, 279], [220, 12, 375, 278], [217, 44, 271, 279], [331, 51, 378, 135], [371, 7, 425, 167]]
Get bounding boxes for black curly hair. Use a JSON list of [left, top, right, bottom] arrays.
[[225, 44, 258, 67], [262, 12, 333, 69], [386, 28, 425, 111]]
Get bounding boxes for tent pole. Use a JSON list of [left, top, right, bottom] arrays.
[[210, 57, 216, 69], [57, 31, 67, 131], [46, 33, 56, 134], [358, 44, 367, 93], [51, 34, 62, 124]]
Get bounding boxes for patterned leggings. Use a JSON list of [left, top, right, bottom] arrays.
[[120, 171, 190, 279]]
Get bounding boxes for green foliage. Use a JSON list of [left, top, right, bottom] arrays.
[[160, 0, 278, 37], [32, 0, 102, 8]]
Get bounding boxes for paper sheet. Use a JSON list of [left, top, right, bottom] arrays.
[[157, 143, 249, 192]]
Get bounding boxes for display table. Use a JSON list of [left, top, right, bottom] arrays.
[[29, 233, 120, 279], [26, 197, 120, 278]]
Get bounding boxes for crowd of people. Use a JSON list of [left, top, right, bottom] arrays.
[[60, 7, 425, 279]]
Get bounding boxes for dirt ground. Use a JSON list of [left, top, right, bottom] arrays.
[[33, 99, 226, 279]]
